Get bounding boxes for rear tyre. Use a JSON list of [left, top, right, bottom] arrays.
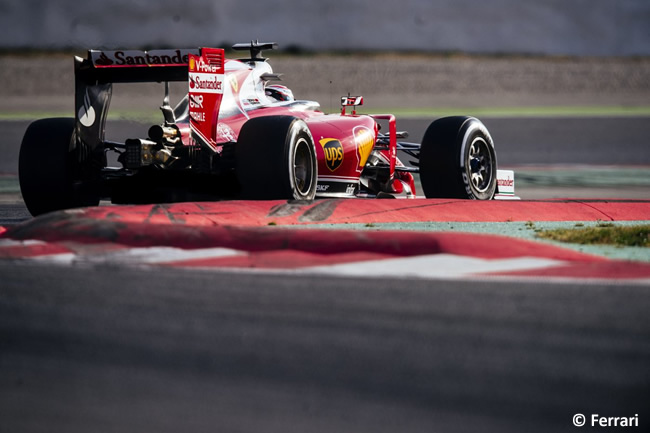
[[19, 118, 100, 216], [236, 116, 317, 200], [419, 116, 497, 200]]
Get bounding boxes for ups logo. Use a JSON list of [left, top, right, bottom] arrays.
[[319, 138, 344, 172]]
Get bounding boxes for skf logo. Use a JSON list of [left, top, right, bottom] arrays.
[[319, 138, 344, 172], [354, 126, 374, 171]]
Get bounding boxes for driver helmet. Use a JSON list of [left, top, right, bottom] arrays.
[[265, 84, 294, 102]]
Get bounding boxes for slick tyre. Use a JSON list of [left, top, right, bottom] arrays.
[[236, 116, 317, 200], [419, 116, 497, 200], [19, 118, 100, 216]]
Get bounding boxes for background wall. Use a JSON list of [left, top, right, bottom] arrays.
[[2, 0, 649, 56]]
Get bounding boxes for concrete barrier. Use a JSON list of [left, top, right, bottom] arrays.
[[2, 0, 649, 56]]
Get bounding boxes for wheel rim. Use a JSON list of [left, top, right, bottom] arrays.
[[293, 137, 314, 196], [467, 137, 493, 193]]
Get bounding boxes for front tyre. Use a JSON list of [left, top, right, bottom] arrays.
[[236, 116, 317, 200], [19, 118, 100, 216], [419, 116, 497, 200]]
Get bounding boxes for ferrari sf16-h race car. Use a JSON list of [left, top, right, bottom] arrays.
[[19, 42, 516, 216]]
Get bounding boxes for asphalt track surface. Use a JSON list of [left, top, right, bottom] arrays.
[[1, 116, 650, 432], [2, 116, 650, 174], [2, 262, 649, 433]]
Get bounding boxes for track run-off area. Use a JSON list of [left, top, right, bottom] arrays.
[[1, 198, 649, 282]]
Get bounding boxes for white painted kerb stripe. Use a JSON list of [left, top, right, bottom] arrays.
[[302, 254, 564, 279], [27, 246, 244, 265], [0, 239, 47, 247], [86, 246, 243, 264]]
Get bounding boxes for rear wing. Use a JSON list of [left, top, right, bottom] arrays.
[[75, 49, 199, 84], [73, 48, 222, 155]]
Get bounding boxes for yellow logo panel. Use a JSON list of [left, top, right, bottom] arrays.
[[319, 138, 344, 172], [354, 126, 374, 170]]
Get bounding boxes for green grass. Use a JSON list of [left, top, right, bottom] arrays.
[[537, 223, 650, 247], [362, 106, 650, 118], [0, 176, 20, 194]]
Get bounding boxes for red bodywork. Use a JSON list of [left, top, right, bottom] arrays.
[[78, 46, 416, 198], [180, 47, 414, 197]]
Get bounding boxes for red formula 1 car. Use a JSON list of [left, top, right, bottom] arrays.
[[19, 42, 515, 216]]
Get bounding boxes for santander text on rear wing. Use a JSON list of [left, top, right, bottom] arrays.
[[76, 48, 199, 84]]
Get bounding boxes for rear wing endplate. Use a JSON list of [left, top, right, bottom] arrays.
[[188, 48, 225, 152]]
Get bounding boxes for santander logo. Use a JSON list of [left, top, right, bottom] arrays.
[[94, 52, 114, 66], [90, 49, 198, 68]]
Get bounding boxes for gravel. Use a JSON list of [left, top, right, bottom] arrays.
[[1, 53, 649, 112]]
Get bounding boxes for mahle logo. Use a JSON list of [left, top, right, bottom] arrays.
[[319, 138, 344, 172]]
